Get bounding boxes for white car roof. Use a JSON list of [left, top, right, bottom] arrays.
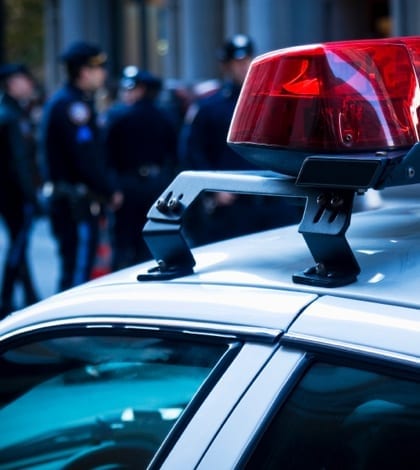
[[1, 186, 419, 340]]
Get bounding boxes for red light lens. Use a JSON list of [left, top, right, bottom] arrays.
[[228, 37, 420, 174]]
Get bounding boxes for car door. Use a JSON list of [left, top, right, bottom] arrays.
[[196, 297, 420, 469]]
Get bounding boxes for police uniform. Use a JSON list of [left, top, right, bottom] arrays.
[[182, 35, 303, 245], [0, 64, 39, 316], [40, 42, 119, 291], [104, 67, 178, 269], [186, 81, 252, 171]]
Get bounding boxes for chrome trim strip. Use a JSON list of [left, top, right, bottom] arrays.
[[0, 316, 281, 343], [283, 332, 420, 366]]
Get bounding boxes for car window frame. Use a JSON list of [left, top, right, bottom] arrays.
[[152, 340, 284, 469], [196, 339, 420, 469], [161, 345, 304, 469]]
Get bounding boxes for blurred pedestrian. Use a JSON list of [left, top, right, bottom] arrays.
[[181, 34, 303, 245], [40, 41, 123, 292], [0, 63, 40, 317], [103, 66, 178, 269]]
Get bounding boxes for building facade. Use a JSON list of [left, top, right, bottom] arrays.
[[43, 0, 418, 93]]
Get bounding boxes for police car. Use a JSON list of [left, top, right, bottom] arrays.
[[1, 37, 420, 469]]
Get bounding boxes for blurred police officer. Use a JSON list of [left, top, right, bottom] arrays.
[[183, 34, 254, 172], [103, 66, 178, 269], [40, 41, 123, 292], [0, 63, 40, 317], [182, 34, 302, 244]]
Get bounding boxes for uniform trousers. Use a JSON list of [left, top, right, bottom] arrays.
[[0, 196, 38, 316], [50, 199, 99, 291]]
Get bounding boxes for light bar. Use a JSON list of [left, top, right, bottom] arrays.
[[228, 36, 420, 176]]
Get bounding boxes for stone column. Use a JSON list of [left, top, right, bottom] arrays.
[[59, 0, 85, 47], [178, 0, 223, 83], [247, 0, 294, 54], [392, 0, 420, 35]]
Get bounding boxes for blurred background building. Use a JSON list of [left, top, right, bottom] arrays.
[[0, 0, 418, 95]]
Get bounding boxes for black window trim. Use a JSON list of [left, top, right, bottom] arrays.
[[151, 340, 243, 467]]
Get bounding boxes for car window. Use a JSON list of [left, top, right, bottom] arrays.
[[245, 362, 420, 469], [0, 333, 230, 469]]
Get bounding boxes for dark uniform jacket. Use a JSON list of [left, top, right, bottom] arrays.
[[185, 81, 256, 171], [40, 82, 120, 291], [104, 96, 178, 205], [103, 95, 178, 268], [0, 92, 38, 205], [41, 82, 117, 200]]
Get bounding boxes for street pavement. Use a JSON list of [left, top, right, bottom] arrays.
[[0, 216, 59, 308]]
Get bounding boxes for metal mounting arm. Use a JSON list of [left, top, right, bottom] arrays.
[[139, 171, 305, 280], [138, 170, 361, 287]]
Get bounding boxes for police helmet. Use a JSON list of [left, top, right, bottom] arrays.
[[60, 41, 107, 67], [218, 34, 255, 62], [0, 63, 31, 82], [120, 66, 162, 91]]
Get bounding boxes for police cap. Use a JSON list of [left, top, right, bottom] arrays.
[[0, 63, 31, 81], [120, 65, 162, 91], [60, 41, 107, 67], [218, 34, 255, 62]]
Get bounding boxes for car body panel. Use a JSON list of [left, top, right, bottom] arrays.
[[285, 295, 420, 363], [0, 283, 317, 343]]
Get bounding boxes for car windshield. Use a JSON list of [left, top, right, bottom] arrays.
[[0, 333, 230, 469]]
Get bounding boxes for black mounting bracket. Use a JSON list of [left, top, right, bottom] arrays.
[[137, 170, 361, 287], [293, 189, 359, 287]]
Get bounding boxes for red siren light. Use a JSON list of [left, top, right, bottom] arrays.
[[228, 36, 420, 176]]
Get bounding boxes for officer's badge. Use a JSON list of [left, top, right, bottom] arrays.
[[68, 102, 91, 125]]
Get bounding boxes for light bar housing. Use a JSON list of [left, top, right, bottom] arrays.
[[228, 36, 420, 176], [140, 37, 420, 288]]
